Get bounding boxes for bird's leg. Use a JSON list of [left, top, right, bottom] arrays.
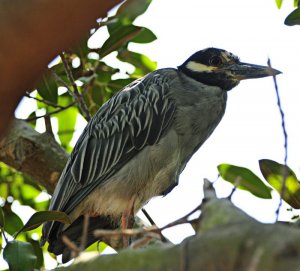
[[121, 196, 136, 247]]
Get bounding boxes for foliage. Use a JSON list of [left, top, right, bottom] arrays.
[[3, 240, 37, 271], [1, 0, 299, 269], [218, 160, 300, 209], [0, 0, 156, 269], [275, 0, 300, 25], [218, 164, 272, 199]]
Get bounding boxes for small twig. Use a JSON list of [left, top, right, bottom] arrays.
[[62, 235, 81, 258], [129, 235, 157, 249], [94, 205, 201, 240], [1, 228, 8, 244], [141, 208, 156, 226], [24, 92, 65, 109], [228, 187, 237, 200], [228, 176, 241, 200], [267, 60, 288, 165], [25, 101, 76, 122], [80, 214, 90, 252], [60, 52, 91, 121], [50, 69, 73, 93], [212, 173, 221, 184], [94, 226, 159, 239], [267, 59, 288, 221], [44, 115, 54, 136]]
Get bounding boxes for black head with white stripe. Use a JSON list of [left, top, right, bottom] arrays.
[[178, 48, 281, 91]]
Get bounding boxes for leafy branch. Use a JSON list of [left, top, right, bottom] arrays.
[[60, 52, 91, 121]]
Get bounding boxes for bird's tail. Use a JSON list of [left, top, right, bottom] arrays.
[[45, 215, 119, 263]]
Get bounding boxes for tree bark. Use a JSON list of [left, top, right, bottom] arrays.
[[0, 0, 121, 139], [55, 194, 300, 271], [0, 119, 67, 193]]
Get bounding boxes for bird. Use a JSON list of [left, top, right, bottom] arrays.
[[41, 47, 281, 262]]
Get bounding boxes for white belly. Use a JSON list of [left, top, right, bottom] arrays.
[[69, 129, 181, 220]]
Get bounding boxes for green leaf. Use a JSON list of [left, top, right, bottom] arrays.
[[86, 241, 107, 253], [118, 49, 157, 74], [57, 102, 78, 149], [18, 184, 41, 207], [218, 164, 272, 199], [275, 0, 283, 9], [72, 32, 90, 58], [3, 208, 24, 236], [259, 159, 300, 209], [3, 240, 37, 271], [116, 0, 152, 22], [285, 7, 300, 25], [92, 85, 111, 106], [108, 78, 136, 92], [99, 25, 142, 58], [14, 210, 71, 238], [0, 206, 4, 228], [27, 239, 44, 269], [36, 73, 58, 104], [131, 27, 157, 44]]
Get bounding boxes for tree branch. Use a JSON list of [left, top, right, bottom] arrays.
[[0, 119, 68, 193], [59, 53, 91, 121], [56, 193, 300, 271]]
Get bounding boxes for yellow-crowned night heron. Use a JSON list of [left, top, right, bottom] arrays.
[[41, 48, 280, 262]]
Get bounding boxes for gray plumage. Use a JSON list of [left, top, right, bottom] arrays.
[[41, 48, 280, 262]]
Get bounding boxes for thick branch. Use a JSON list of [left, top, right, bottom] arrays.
[[0, 0, 121, 138], [0, 119, 68, 193], [56, 197, 300, 271]]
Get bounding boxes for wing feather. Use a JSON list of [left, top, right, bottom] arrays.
[[47, 71, 176, 219]]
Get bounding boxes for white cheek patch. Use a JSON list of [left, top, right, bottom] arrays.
[[186, 61, 217, 73]]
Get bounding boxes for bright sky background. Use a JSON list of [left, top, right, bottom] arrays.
[[10, 0, 300, 268], [128, 0, 300, 240]]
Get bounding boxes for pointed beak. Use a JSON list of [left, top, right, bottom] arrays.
[[224, 62, 282, 80]]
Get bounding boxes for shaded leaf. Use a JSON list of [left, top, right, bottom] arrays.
[[14, 210, 71, 238], [3, 240, 37, 271], [0, 206, 4, 228], [92, 85, 111, 106], [71, 32, 90, 58], [259, 159, 300, 209], [27, 238, 44, 269], [97, 71, 112, 83], [118, 49, 157, 74], [26, 111, 37, 128], [116, 0, 152, 22], [3, 208, 23, 236], [218, 164, 272, 199], [36, 73, 58, 104], [99, 25, 142, 58], [285, 7, 300, 25], [108, 78, 136, 92], [131, 27, 157, 44]]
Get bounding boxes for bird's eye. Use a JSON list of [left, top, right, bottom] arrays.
[[209, 56, 222, 66]]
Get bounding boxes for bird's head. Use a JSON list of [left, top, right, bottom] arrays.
[[178, 47, 281, 91]]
